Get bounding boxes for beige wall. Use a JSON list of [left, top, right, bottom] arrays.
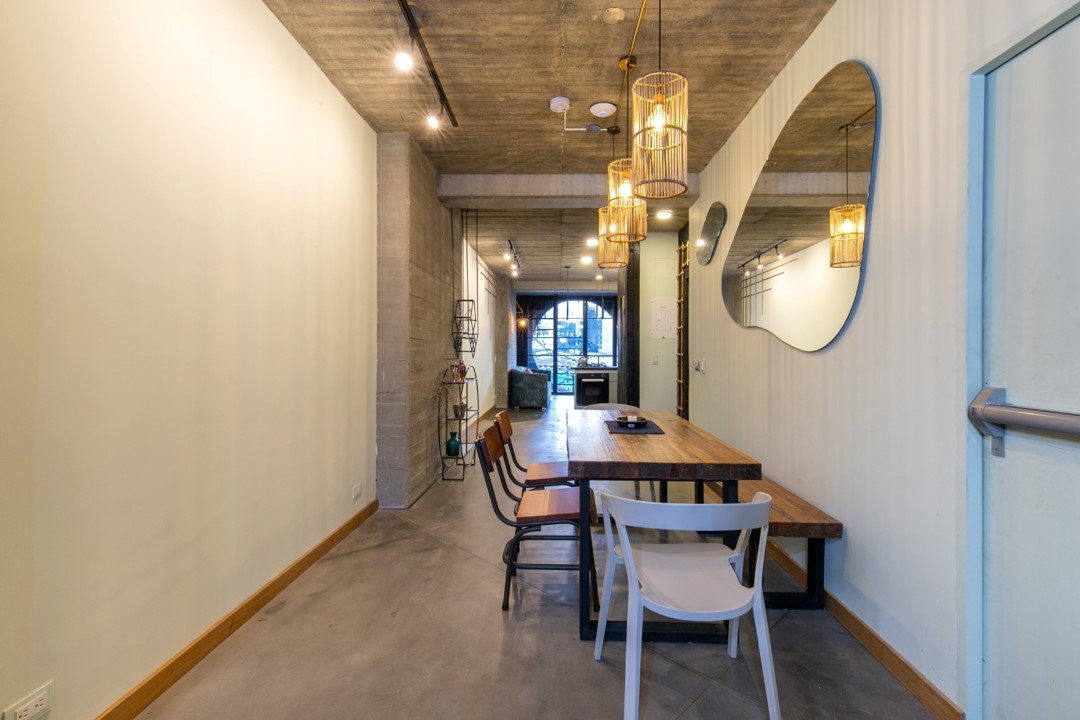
[[0, 1, 378, 716], [688, 0, 1078, 709]]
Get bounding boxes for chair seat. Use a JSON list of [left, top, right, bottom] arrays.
[[635, 542, 751, 621], [517, 487, 596, 524], [525, 460, 570, 485]]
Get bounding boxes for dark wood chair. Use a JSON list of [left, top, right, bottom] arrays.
[[476, 425, 599, 611], [494, 410, 572, 488]]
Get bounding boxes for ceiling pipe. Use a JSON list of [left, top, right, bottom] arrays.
[[396, 0, 459, 127]]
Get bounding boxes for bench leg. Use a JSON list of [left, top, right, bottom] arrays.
[[763, 537, 826, 611]]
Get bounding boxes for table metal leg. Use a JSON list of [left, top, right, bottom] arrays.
[[579, 477, 592, 640], [722, 480, 739, 548]]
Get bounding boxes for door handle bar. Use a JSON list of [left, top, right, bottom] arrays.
[[968, 387, 1080, 457]]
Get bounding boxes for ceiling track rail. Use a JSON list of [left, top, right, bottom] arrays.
[[397, 0, 459, 127]]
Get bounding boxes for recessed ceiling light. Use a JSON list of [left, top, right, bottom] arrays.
[[595, 274, 603, 281], [586, 237, 599, 247], [590, 101, 617, 118], [394, 51, 413, 72], [580, 256, 592, 264], [695, 238, 706, 247], [656, 209, 672, 220]]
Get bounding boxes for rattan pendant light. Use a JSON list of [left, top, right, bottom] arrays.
[[606, 71, 647, 243], [597, 206, 630, 268], [606, 157, 648, 243], [631, 0, 688, 200], [829, 124, 865, 268]]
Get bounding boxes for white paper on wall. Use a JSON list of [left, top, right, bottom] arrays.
[[651, 297, 677, 339]]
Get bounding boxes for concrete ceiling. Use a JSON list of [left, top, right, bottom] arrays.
[[265, 0, 839, 283]]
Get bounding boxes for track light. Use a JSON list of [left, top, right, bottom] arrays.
[[756, 254, 763, 271], [394, 50, 413, 71], [426, 113, 440, 129]]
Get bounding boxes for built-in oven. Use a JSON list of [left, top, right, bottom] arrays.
[[574, 372, 609, 407]]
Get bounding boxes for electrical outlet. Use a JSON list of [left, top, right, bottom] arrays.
[[3, 681, 53, 720], [691, 359, 705, 374], [351, 483, 362, 500]]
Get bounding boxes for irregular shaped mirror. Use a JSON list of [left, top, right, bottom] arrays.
[[696, 202, 727, 265], [721, 61, 877, 351]]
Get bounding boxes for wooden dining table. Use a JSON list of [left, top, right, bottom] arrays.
[[566, 408, 762, 642]]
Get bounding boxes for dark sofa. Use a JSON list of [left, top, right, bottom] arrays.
[[508, 367, 551, 408]]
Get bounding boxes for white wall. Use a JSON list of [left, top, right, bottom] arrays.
[[0, 1, 378, 717], [462, 241, 497, 415], [688, 0, 1079, 709], [638, 232, 679, 413]]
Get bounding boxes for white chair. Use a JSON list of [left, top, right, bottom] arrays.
[[598, 492, 780, 720], [584, 403, 655, 501]]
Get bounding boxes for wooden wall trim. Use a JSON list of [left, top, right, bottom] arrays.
[[763, 542, 965, 720], [96, 500, 380, 720]]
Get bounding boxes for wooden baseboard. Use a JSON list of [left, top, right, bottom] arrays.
[[763, 542, 965, 720], [96, 499, 379, 720]]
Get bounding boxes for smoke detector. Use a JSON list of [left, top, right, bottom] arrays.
[[590, 101, 617, 118], [549, 96, 571, 113]]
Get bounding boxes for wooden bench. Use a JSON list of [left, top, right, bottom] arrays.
[[707, 477, 843, 610]]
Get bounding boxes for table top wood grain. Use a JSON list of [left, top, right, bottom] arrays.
[[565, 409, 762, 482]]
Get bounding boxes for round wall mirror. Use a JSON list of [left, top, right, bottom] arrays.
[[721, 61, 878, 351], [695, 202, 727, 265]]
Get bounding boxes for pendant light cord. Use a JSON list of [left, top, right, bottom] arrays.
[[657, 0, 662, 69], [845, 126, 850, 204]]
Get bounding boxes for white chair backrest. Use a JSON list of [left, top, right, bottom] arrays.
[[602, 492, 773, 592], [602, 492, 772, 533]]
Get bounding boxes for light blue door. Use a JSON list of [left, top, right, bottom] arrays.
[[982, 14, 1080, 718]]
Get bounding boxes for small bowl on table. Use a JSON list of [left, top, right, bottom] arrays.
[[615, 415, 649, 429]]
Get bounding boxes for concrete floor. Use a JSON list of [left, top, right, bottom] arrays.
[[140, 397, 934, 719]]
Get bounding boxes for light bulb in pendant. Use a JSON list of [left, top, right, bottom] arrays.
[[619, 172, 633, 199], [841, 218, 855, 234], [648, 96, 667, 134]]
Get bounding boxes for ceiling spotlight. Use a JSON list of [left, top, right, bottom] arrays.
[[775, 240, 785, 259], [586, 237, 599, 247], [756, 254, 764, 271], [517, 317, 528, 329], [590, 101, 617, 118], [426, 114, 440, 129], [511, 262, 519, 271], [580, 255, 592, 265], [394, 51, 413, 72], [511, 269, 519, 278], [744, 268, 751, 277], [695, 238, 706, 247], [503, 252, 512, 261], [595, 274, 603, 281], [656, 209, 673, 220]]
